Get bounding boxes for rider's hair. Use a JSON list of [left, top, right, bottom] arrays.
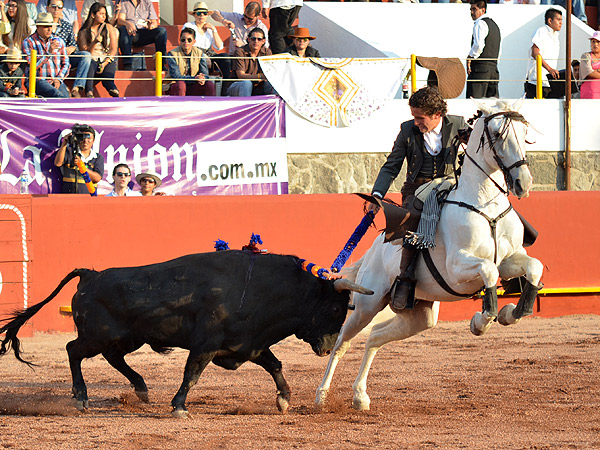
[[409, 87, 447, 117]]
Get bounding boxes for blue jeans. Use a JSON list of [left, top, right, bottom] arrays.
[[70, 50, 91, 90], [552, 0, 587, 22], [118, 26, 167, 70], [25, 78, 69, 98], [227, 80, 275, 96]]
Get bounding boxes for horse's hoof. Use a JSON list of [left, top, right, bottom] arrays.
[[352, 394, 370, 411], [171, 408, 190, 419], [315, 388, 328, 408], [470, 311, 495, 336], [276, 395, 289, 414], [498, 303, 521, 326], [135, 390, 149, 403], [72, 398, 89, 412]]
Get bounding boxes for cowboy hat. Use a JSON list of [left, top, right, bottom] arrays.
[[188, 1, 209, 15], [3, 48, 26, 63], [35, 12, 55, 26], [416, 56, 466, 99], [288, 27, 315, 40], [135, 171, 162, 188]]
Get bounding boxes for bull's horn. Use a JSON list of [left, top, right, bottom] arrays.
[[333, 278, 374, 295]]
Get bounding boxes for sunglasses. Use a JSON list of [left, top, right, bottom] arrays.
[[49, 4, 64, 8], [294, 37, 309, 42], [141, 178, 156, 184], [115, 172, 131, 177], [180, 37, 193, 43], [7, 3, 18, 7], [195, 11, 207, 16], [243, 14, 255, 21], [248, 36, 264, 42]]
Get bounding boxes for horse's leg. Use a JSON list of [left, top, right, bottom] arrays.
[[352, 301, 439, 411], [448, 250, 500, 336], [497, 250, 544, 326], [315, 287, 389, 409]]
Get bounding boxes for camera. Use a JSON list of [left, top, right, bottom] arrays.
[[66, 124, 95, 163]]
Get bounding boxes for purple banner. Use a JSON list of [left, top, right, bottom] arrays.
[[0, 96, 287, 196]]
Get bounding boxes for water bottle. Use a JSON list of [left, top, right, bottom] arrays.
[[19, 168, 29, 194], [402, 79, 409, 99]]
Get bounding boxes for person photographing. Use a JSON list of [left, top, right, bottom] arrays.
[[54, 124, 104, 194]]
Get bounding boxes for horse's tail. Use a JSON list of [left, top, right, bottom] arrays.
[[0, 269, 90, 367]]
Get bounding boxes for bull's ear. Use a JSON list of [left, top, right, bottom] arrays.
[[333, 278, 374, 295]]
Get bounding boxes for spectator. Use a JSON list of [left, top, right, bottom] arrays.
[[105, 163, 142, 196], [184, 2, 223, 55], [165, 27, 215, 96], [37, 0, 79, 35], [3, 0, 35, 51], [283, 27, 320, 57], [81, 0, 120, 25], [466, 0, 501, 98], [524, 8, 562, 99], [0, 47, 26, 97], [54, 125, 104, 194], [227, 27, 274, 96], [22, 12, 71, 98], [136, 170, 164, 196], [0, 1, 10, 57], [77, 2, 119, 97], [48, 0, 91, 98], [117, 0, 167, 71], [579, 31, 600, 99], [552, 0, 587, 25], [261, 0, 302, 54], [211, 2, 269, 55]]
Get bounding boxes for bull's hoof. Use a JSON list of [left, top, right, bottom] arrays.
[[171, 408, 190, 419], [352, 393, 370, 411], [135, 390, 149, 403], [470, 311, 496, 336], [498, 303, 521, 326], [314, 388, 328, 409], [72, 398, 89, 412], [276, 395, 289, 414]]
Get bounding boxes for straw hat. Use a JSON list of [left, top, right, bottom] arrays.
[[288, 27, 315, 40], [35, 12, 55, 26], [188, 2, 209, 15], [416, 56, 466, 99], [135, 171, 162, 188], [3, 48, 26, 64]]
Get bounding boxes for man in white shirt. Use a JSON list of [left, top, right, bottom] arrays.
[[105, 164, 142, 196], [467, 0, 501, 98], [261, 0, 302, 54], [525, 8, 562, 99]]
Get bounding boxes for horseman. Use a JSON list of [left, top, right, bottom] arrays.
[[368, 86, 466, 313]]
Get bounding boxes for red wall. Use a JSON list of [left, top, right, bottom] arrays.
[[0, 191, 598, 336]]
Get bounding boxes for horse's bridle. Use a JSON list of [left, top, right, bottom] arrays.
[[464, 111, 529, 196]]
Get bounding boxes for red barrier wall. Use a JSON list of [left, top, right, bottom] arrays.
[[0, 191, 599, 335]]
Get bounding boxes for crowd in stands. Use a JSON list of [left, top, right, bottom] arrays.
[[0, 0, 598, 100]]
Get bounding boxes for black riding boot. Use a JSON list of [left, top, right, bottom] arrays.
[[389, 244, 419, 313]]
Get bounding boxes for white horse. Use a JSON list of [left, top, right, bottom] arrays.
[[315, 98, 544, 411]]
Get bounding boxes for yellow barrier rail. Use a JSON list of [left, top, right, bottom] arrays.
[[28, 49, 37, 98]]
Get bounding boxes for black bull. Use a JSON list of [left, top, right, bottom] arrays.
[[0, 251, 372, 417]]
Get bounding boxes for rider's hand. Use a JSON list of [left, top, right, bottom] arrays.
[[366, 201, 380, 215]]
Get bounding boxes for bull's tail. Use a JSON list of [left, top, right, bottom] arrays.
[[0, 269, 89, 366]]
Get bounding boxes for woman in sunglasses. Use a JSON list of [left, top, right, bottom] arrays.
[[77, 2, 119, 97], [283, 27, 320, 58], [183, 2, 223, 75], [2, 0, 35, 52]]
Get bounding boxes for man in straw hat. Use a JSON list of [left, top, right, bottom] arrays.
[[0, 48, 26, 97], [283, 27, 319, 58], [22, 12, 71, 98], [261, 0, 302, 54], [368, 86, 466, 313], [466, 0, 501, 98], [136, 171, 165, 196]]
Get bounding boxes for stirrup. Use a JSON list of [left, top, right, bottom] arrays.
[[389, 276, 415, 313]]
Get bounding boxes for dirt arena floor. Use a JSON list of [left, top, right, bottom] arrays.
[[1, 314, 599, 450]]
